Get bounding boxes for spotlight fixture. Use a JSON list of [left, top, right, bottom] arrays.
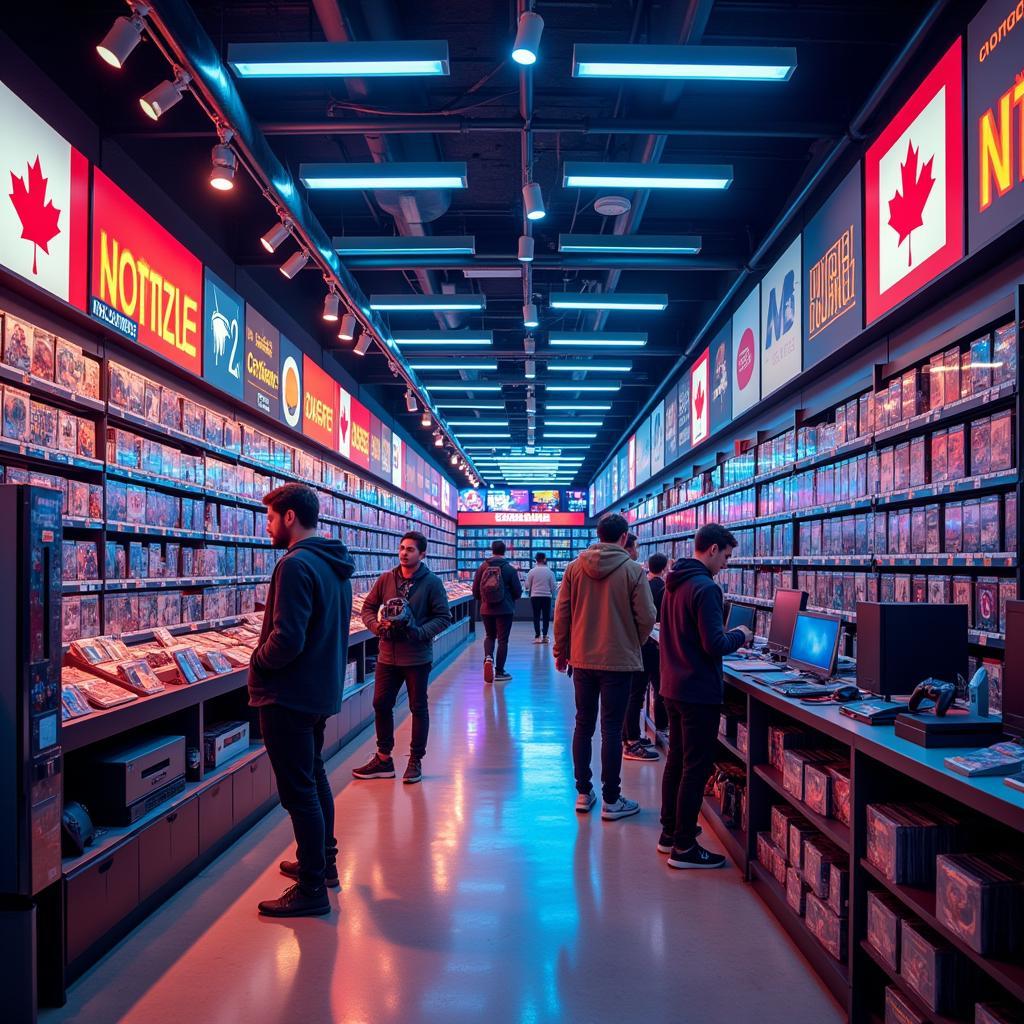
[[522, 182, 546, 221], [433, 430, 443, 447], [523, 303, 539, 328], [404, 389, 418, 413], [353, 332, 373, 356], [260, 219, 292, 253], [512, 11, 544, 66], [209, 142, 237, 191], [140, 71, 190, 121], [96, 11, 146, 69], [279, 249, 309, 279], [524, 335, 536, 356], [517, 235, 535, 263], [525, 359, 536, 379], [338, 312, 357, 341], [450, 451, 459, 466], [526, 394, 536, 414], [322, 289, 341, 322], [421, 410, 432, 428]]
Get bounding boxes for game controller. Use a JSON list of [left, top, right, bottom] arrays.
[[908, 678, 956, 716]]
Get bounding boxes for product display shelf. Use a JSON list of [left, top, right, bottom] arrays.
[[717, 733, 746, 764], [700, 795, 748, 870], [858, 940, 966, 1024], [753, 763, 851, 853]]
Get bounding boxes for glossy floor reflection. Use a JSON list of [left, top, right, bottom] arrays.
[[45, 624, 843, 1024]]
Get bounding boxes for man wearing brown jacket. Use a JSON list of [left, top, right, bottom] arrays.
[[554, 513, 657, 820]]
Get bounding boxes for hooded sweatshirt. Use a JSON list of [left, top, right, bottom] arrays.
[[472, 555, 523, 616], [659, 557, 745, 704], [249, 536, 355, 716], [553, 543, 656, 673]]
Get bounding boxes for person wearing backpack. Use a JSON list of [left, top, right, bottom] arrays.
[[472, 540, 523, 683], [525, 552, 557, 644]]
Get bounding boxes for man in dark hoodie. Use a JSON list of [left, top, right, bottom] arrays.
[[472, 539, 523, 683], [658, 523, 752, 869], [249, 483, 355, 918], [353, 530, 452, 784]]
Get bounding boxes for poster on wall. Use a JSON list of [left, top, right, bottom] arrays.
[[203, 269, 244, 399], [732, 285, 760, 418], [92, 169, 202, 375], [302, 354, 337, 451], [803, 165, 862, 368], [337, 385, 352, 460], [635, 417, 651, 484], [349, 397, 371, 470], [761, 235, 802, 397], [690, 347, 710, 448], [0, 79, 88, 310], [243, 304, 280, 418], [566, 489, 588, 513], [709, 323, 732, 434], [968, 1, 1024, 252], [381, 423, 392, 482], [627, 434, 637, 491], [278, 334, 303, 431], [865, 39, 963, 324], [391, 433, 403, 487], [677, 376, 691, 459], [369, 412, 383, 477], [664, 382, 678, 466], [650, 399, 665, 476]]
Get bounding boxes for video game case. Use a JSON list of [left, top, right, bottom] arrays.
[[81, 357, 100, 400], [57, 411, 77, 454], [55, 337, 84, 391], [77, 418, 96, 458], [990, 409, 1014, 472], [1007, 493, 1018, 552], [929, 354, 946, 410], [786, 864, 807, 916], [2, 314, 31, 371], [884, 985, 927, 1024], [972, 417, 993, 476], [29, 401, 58, 449], [867, 890, 904, 972], [936, 854, 1024, 955], [30, 327, 54, 380], [771, 804, 805, 852], [943, 346, 961, 404], [947, 424, 966, 480], [866, 803, 959, 886], [900, 917, 963, 1015], [971, 333, 993, 393], [976, 577, 1000, 632], [945, 501, 963, 553], [803, 836, 844, 900], [805, 892, 846, 962], [961, 350, 974, 399], [993, 323, 1018, 386], [2, 385, 28, 442]]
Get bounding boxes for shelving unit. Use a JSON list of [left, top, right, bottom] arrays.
[[457, 525, 591, 580]]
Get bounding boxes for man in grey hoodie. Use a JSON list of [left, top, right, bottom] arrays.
[[553, 513, 657, 820]]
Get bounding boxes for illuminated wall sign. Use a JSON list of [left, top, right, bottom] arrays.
[[650, 399, 665, 476], [677, 376, 691, 458], [627, 434, 637, 491], [710, 323, 732, 434], [866, 39, 963, 324], [91, 169, 202, 373], [760, 235, 802, 397], [664, 382, 678, 466], [243, 304, 280, 417], [279, 334, 303, 430], [803, 165, 862, 368], [732, 285, 760, 418], [391, 433, 403, 487], [381, 423, 393, 483], [690, 347, 710, 447], [458, 511, 585, 527], [635, 416, 651, 485], [369, 412, 382, 476], [337, 385, 352, 460], [203, 268, 244, 399], [302, 354, 337, 450], [350, 397, 371, 470], [0, 79, 88, 309], [968, 0, 1024, 252]]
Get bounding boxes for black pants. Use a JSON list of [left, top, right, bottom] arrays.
[[481, 613, 514, 673], [644, 640, 668, 731], [374, 661, 432, 758], [622, 670, 648, 743], [660, 699, 721, 850], [530, 596, 552, 638], [259, 705, 336, 893], [572, 668, 631, 804]]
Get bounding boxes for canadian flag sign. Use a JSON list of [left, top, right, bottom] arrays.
[[337, 384, 352, 460], [866, 39, 963, 324], [690, 346, 710, 448], [0, 80, 88, 309]]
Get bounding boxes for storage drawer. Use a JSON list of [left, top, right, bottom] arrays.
[[232, 753, 272, 823], [139, 798, 199, 902], [198, 778, 233, 854], [66, 839, 140, 964]]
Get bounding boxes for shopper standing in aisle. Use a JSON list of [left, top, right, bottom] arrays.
[[658, 524, 752, 869], [353, 531, 453, 784], [554, 513, 657, 820], [625, 532, 640, 562], [619, 536, 660, 764], [472, 539, 523, 683], [249, 483, 355, 918], [525, 552, 557, 644]]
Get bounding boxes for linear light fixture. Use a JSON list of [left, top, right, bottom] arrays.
[[545, 383, 621, 392], [300, 162, 468, 190], [544, 420, 603, 427], [549, 293, 667, 311], [409, 362, 497, 371], [228, 41, 450, 77], [544, 432, 598, 438], [446, 420, 512, 427], [370, 294, 486, 311], [334, 235, 475, 255], [427, 384, 502, 392], [393, 331, 493, 346], [463, 268, 523, 279], [572, 43, 797, 81], [548, 362, 631, 372], [457, 433, 512, 439], [434, 401, 505, 409], [545, 403, 612, 411], [547, 333, 649, 348], [563, 162, 732, 190], [558, 233, 702, 254]]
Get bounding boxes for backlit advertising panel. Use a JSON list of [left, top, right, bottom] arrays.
[[302, 354, 337, 450], [664, 382, 678, 466], [690, 347, 710, 447], [760, 235, 802, 397], [732, 285, 760, 418], [349, 397, 371, 470], [278, 334, 303, 431], [243, 304, 280, 418], [709, 323, 732, 435], [650, 400, 665, 476], [203, 268, 244, 399]]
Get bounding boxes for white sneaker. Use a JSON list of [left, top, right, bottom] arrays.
[[533, 636, 543, 644], [601, 796, 640, 820], [542, 636, 550, 644], [575, 789, 597, 814]]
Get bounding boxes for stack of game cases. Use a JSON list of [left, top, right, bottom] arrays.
[[935, 853, 1024, 955], [866, 804, 959, 886]]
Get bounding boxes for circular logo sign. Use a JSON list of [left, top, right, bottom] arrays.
[[281, 355, 301, 427], [736, 327, 755, 391]]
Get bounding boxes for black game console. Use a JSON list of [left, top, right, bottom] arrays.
[[83, 735, 186, 825]]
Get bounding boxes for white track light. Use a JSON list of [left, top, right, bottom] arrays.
[[353, 332, 373, 356], [525, 359, 536, 379], [518, 235, 535, 262], [421, 409, 432, 427], [279, 249, 309, 279], [433, 430, 443, 447], [209, 143, 237, 191], [261, 220, 291, 253], [512, 11, 544, 66], [450, 451, 459, 466], [338, 312, 357, 341], [404, 389, 418, 413], [97, 13, 146, 69], [322, 290, 340, 322], [522, 182, 546, 221], [140, 71, 190, 121], [527, 395, 536, 413]]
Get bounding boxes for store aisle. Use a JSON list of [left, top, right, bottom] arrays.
[[44, 624, 842, 1024]]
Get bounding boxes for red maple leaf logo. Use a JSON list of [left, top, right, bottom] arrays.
[[9, 156, 62, 276], [694, 379, 705, 421], [338, 405, 349, 443], [887, 140, 934, 267]]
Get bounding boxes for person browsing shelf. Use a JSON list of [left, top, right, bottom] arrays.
[[525, 552, 557, 644]]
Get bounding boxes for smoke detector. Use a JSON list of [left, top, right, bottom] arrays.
[[595, 195, 632, 217]]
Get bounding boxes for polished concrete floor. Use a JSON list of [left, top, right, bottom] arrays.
[[45, 624, 843, 1024]]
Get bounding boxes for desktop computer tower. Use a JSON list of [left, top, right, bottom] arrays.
[[856, 602, 968, 699]]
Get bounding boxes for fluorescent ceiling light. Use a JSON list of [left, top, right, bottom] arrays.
[[548, 362, 631, 372], [545, 384, 621, 392], [447, 421, 511, 427], [300, 162, 467, 190], [463, 268, 522, 279], [334, 235, 474, 255], [549, 293, 667, 311], [558, 233, 702, 254], [572, 43, 796, 81], [370, 294, 485, 311], [457, 433, 512, 439], [393, 331, 493, 346], [545, 403, 612, 410], [544, 420, 603, 427], [544, 432, 598, 438], [547, 333, 648, 348], [409, 362, 497, 371], [228, 41, 450, 77], [434, 401, 505, 409], [427, 384, 502, 392], [563, 162, 732, 190]]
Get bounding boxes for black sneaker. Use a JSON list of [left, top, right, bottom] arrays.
[[657, 826, 701, 853], [667, 843, 726, 870], [352, 753, 395, 779], [637, 736, 655, 748], [279, 860, 341, 889], [494, 671, 513, 681], [403, 757, 423, 785], [257, 883, 330, 917], [623, 740, 659, 761]]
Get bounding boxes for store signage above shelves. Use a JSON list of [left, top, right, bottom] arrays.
[[301, 353, 337, 450], [732, 285, 761, 418], [203, 269, 244, 399], [458, 511, 586, 527]]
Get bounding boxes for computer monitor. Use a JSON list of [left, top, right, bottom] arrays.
[[766, 588, 808, 655], [1001, 600, 1024, 739], [787, 611, 841, 679], [725, 603, 755, 632]]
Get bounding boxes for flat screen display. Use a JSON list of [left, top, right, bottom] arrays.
[[485, 489, 511, 511], [787, 612, 841, 678], [531, 489, 560, 512], [566, 489, 588, 513], [459, 488, 486, 513], [767, 588, 808, 654]]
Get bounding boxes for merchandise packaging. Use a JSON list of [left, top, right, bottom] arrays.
[[972, 417, 992, 476], [804, 892, 846, 962], [971, 333, 993, 393], [30, 328, 54, 380], [976, 1003, 1024, 1024], [935, 853, 1024, 955], [899, 917, 963, 1015], [992, 323, 1018, 387], [802, 836, 844, 900], [2, 314, 31, 371], [771, 804, 806, 852], [867, 890, 903, 972], [55, 338, 84, 391], [884, 985, 927, 1024], [788, 819, 818, 872], [865, 803, 958, 885], [81, 357, 100, 399], [786, 865, 807, 916], [947, 424, 966, 480], [2, 385, 29, 442], [29, 401, 58, 449]]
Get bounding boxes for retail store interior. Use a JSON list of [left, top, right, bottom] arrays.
[[1, 1, 1024, 1022]]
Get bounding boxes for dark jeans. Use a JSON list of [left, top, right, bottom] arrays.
[[572, 668, 632, 804], [660, 699, 722, 850], [623, 640, 664, 741], [530, 596, 552, 638], [481, 613, 514, 672], [645, 640, 668, 731], [259, 705, 336, 893], [374, 661, 432, 758]]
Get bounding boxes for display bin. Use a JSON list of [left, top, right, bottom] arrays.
[[65, 839, 140, 965]]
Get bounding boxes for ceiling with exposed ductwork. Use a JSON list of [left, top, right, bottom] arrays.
[[1, 0, 954, 488]]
